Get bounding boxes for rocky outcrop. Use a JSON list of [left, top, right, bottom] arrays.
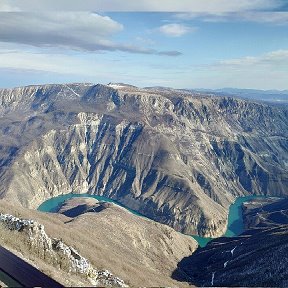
[[0, 212, 127, 287], [0, 198, 198, 287], [0, 83, 287, 237]]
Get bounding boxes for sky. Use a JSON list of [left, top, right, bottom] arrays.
[[0, 0, 288, 90]]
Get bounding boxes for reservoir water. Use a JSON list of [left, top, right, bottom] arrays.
[[194, 195, 267, 247], [225, 195, 260, 237], [38, 193, 267, 247], [38, 193, 143, 216]]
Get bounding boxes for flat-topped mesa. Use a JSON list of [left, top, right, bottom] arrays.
[[0, 83, 287, 237], [0, 83, 93, 115]]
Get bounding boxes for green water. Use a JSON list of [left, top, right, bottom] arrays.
[[38, 193, 267, 248], [38, 193, 143, 217], [190, 235, 213, 247], [225, 195, 260, 237], [192, 195, 267, 247]]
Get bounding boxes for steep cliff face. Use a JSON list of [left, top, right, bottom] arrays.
[[0, 83, 287, 237]]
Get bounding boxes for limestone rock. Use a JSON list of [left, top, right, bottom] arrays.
[[0, 83, 287, 237], [0, 212, 127, 287], [0, 199, 197, 287]]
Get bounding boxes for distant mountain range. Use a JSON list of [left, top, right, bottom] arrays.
[[191, 88, 288, 103]]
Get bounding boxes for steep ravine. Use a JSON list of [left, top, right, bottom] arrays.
[[173, 198, 288, 287], [0, 83, 287, 237]]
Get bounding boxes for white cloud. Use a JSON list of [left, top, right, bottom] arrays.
[[218, 50, 288, 67], [0, 0, 19, 11], [157, 23, 196, 37], [0, 48, 287, 90], [176, 11, 288, 25], [0, 12, 123, 50], [0, 50, 83, 74], [239, 12, 288, 24], [0, 12, 181, 55], [191, 50, 288, 89], [0, 49, 181, 87], [1, 0, 283, 12]]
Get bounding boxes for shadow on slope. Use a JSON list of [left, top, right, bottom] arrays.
[[172, 198, 288, 287]]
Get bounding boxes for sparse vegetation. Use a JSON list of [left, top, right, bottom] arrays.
[[0, 219, 91, 287]]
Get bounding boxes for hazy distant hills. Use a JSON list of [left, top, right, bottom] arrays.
[[191, 88, 288, 103]]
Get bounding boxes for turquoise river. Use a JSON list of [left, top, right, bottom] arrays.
[[38, 194, 267, 247]]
